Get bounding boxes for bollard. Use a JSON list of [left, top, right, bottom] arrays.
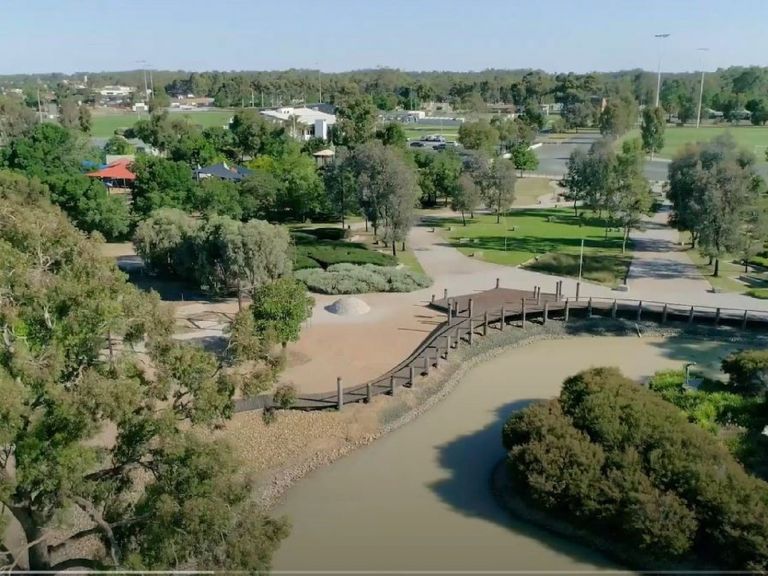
[[484, 311, 489, 336], [662, 304, 668, 324], [390, 375, 396, 396], [637, 301, 643, 322], [468, 320, 474, 344], [564, 298, 570, 322], [611, 300, 617, 319], [576, 282, 581, 302], [521, 298, 527, 328], [468, 298, 474, 318], [409, 365, 415, 387], [431, 293, 435, 304], [443, 288, 448, 300], [588, 297, 593, 318], [500, 305, 506, 331], [543, 301, 549, 325], [742, 310, 749, 330], [337, 377, 343, 411], [495, 277, 500, 289], [688, 306, 695, 325], [446, 334, 452, 357], [714, 308, 720, 326], [366, 382, 372, 404]]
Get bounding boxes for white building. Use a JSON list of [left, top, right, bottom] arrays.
[[99, 85, 134, 97], [260, 106, 336, 141]]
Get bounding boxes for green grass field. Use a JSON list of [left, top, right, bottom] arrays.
[[623, 125, 768, 162], [430, 208, 631, 286], [91, 109, 235, 138], [403, 125, 460, 141]]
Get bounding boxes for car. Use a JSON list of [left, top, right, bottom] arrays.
[[409, 141, 425, 148], [434, 143, 447, 151]]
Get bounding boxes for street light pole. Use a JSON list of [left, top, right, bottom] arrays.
[[696, 48, 709, 129], [578, 238, 585, 283], [654, 33, 671, 108]]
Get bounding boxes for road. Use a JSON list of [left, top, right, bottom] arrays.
[[533, 132, 670, 181]]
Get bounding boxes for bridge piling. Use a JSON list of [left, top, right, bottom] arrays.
[[543, 301, 549, 325], [446, 298, 452, 324], [446, 334, 451, 357], [468, 320, 474, 344], [366, 382, 372, 404], [483, 311, 489, 335], [443, 288, 448, 300], [715, 308, 721, 326], [576, 282, 581, 301], [500, 305, 505, 331], [637, 301, 643, 322], [588, 297, 593, 318], [688, 306, 695, 325], [337, 377, 343, 411], [409, 366, 415, 387], [521, 299, 527, 328], [495, 277, 500, 289], [390, 375, 396, 396], [742, 310, 749, 330], [662, 304, 668, 324], [564, 298, 570, 322], [424, 354, 430, 376], [468, 298, 474, 318], [431, 293, 435, 304], [611, 300, 617, 319]]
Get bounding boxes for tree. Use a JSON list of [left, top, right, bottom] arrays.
[[598, 94, 637, 138], [250, 277, 313, 348], [59, 97, 79, 129], [148, 88, 170, 113], [667, 135, 762, 276], [375, 122, 407, 147], [452, 173, 481, 225], [104, 135, 134, 155], [131, 155, 195, 218], [640, 106, 665, 157], [240, 169, 283, 221], [334, 90, 377, 147], [746, 98, 768, 126], [1, 122, 93, 179], [481, 158, 517, 223], [510, 142, 539, 177], [609, 140, 653, 252], [0, 95, 35, 143], [78, 105, 92, 133], [739, 207, 768, 272], [457, 120, 499, 153], [133, 208, 199, 277], [0, 184, 288, 571], [324, 149, 357, 228], [188, 177, 242, 219]]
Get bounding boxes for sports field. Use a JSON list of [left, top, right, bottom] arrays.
[[624, 125, 768, 161], [90, 109, 234, 137]]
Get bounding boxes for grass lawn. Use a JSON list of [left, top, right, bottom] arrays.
[[403, 125, 460, 141], [91, 109, 235, 138], [687, 248, 768, 296], [622, 125, 768, 162], [429, 208, 631, 286], [513, 177, 556, 206]]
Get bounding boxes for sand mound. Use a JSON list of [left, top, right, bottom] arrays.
[[325, 296, 371, 316]]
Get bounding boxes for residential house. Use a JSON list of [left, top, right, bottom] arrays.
[[194, 162, 252, 182], [260, 106, 336, 141]]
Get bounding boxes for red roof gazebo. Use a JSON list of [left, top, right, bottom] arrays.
[[86, 159, 136, 189]]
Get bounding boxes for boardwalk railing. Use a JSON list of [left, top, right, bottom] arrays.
[[233, 287, 768, 413]]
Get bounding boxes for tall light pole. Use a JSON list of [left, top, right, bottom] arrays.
[[654, 33, 671, 108], [696, 48, 709, 128]]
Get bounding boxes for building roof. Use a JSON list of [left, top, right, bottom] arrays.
[[194, 162, 252, 182], [86, 158, 136, 181], [260, 106, 336, 126]]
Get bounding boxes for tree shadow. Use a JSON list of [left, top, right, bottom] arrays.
[[428, 399, 619, 570]]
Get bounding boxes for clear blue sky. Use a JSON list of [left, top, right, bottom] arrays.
[[1, 0, 766, 74]]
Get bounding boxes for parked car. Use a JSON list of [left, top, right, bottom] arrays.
[[409, 141, 426, 148]]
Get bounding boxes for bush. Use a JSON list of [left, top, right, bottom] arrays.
[[294, 253, 321, 270], [296, 240, 396, 269], [273, 384, 297, 409], [295, 264, 431, 294], [503, 367, 768, 570], [722, 350, 768, 393], [304, 227, 347, 241]]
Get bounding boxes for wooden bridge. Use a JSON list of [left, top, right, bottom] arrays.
[[234, 282, 768, 413]]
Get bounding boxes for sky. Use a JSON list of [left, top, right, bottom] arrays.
[[0, 0, 766, 75]]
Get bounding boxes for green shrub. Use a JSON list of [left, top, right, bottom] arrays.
[[294, 253, 321, 270], [297, 240, 396, 268], [295, 264, 431, 294], [722, 350, 768, 393], [304, 227, 347, 241], [745, 288, 768, 299], [273, 384, 297, 409], [503, 366, 768, 570]]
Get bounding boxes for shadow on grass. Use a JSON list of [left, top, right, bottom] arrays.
[[428, 398, 619, 569]]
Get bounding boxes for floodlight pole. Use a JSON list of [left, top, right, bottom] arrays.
[[654, 34, 671, 108], [696, 48, 709, 128], [578, 238, 584, 283]]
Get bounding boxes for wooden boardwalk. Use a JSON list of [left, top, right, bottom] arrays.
[[234, 285, 768, 413]]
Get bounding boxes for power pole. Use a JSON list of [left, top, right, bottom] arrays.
[[654, 33, 671, 108]]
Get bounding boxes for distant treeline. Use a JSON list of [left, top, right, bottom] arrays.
[[2, 67, 768, 115]]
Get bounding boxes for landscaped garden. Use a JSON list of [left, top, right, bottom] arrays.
[[623, 124, 768, 161], [430, 208, 631, 286]]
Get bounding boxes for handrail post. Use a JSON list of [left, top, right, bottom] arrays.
[[337, 377, 343, 411], [521, 298, 526, 329], [662, 304, 668, 324], [543, 301, 549, 325], [424, 354, 430, 376], [636, 300, 643, 322], [500, 305, 505, 331], [453, 299, 459, 319], [443, 288, 448, 300], [409, 365, 415, 386], [576, 282, 581, 302], [536, 287, 541, 305], [446, 298, 453, 325], [688, 306, 695, 325], [714, 307, 721, 326], [446, 334, 452, 356], [611, 300, 617, 319], [390, 375, 396, 396], [468, 320, 474, 344], [588, 297, 593, 318], [495, 277, 500, 289], [366, 382, 372, 404], [468, 298, 474, 318], [564, 298, 570, 322], [484, 311, 489, 336], [434, 347, 440, 368], [431, 293, 435, 304], [742, 310, 749, 330]]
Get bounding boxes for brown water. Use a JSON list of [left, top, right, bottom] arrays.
[[273, 335, 735, 573]]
